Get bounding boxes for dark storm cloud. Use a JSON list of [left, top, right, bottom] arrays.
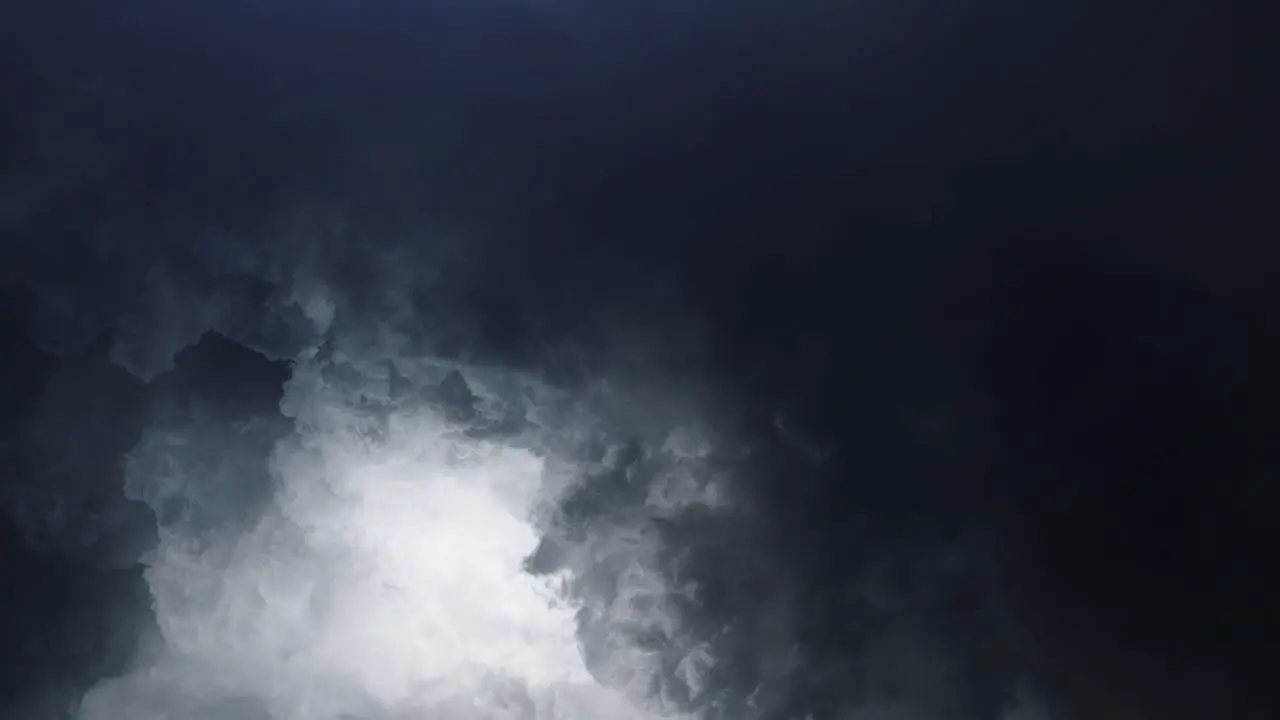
[[2, 2, 1275, 720]]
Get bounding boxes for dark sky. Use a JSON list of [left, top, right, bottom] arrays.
[[1, 2, 1275, 720]]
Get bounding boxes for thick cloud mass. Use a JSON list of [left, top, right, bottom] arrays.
[[62, 264, 734, 719], [1, 209, 1033, 720]]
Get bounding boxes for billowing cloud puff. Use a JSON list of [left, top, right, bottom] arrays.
[[60, 252, 738, 719]]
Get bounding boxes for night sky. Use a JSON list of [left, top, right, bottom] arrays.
[[1, 2, 1275, 720]]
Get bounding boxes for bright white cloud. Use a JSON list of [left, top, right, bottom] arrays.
[[76, 335, 707, 720]]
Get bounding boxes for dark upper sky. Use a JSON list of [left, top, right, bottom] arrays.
[[1, 2, 1275, 720]]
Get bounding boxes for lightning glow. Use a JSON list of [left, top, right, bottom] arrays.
[[73, 314, 715, 720]]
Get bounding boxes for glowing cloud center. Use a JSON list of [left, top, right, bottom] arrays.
[[77, 359, 685, 720]]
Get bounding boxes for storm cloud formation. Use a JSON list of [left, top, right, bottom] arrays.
[[2, 2, 1276, 720]]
